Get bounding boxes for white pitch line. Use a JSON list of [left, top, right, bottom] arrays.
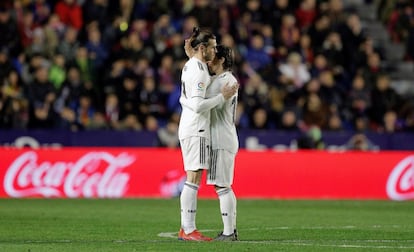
[[157, 225, 366, 238], [275, 241, 414, 250], [157, 226, 414, 249]]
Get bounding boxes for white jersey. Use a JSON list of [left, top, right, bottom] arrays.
[[178, 57, 213, 140], [207, 71, 239, 153]]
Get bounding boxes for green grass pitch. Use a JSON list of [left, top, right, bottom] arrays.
[[1, 199, 414, 251]]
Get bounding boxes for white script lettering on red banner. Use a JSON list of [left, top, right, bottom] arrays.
[[386, 155, 414, 201], [4, 151, 135, 198]]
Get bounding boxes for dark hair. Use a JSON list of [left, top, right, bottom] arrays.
[[189, 27, 216, 49], [215, 45, 233, 70]]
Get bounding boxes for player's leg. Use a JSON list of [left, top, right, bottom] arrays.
[[216, 186, 236, 236], [180, 170, 202, 234], [179, 137, 211, 241], [232, 188, 237, 239], [208, 149, 237, 240]]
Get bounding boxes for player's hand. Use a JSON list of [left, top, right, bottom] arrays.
[[221, 82, 239, 100]]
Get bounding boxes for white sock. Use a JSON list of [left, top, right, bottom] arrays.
[[217, 187, 235, 235], [232, 190, 237, 232], [180, 181, 199, 234]]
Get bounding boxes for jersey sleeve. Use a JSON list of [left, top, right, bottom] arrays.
[[180, 94, 225, 113], [189, 62, 209, 99]]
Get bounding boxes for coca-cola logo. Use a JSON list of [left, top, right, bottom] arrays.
[[386, 155, 414, 201], [4, 151, 135, 198]]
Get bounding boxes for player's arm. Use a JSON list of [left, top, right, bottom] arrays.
[[180, 93, 224, 113], [180, 82, 238, 113]]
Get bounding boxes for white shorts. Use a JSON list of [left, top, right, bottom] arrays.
[[180, 137, 210, 171], [207, 149, 236, 187]]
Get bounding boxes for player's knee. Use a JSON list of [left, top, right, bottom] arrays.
[[186, 170, 203, 185]]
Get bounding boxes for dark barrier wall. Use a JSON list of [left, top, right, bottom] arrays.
[[0, 130, 413, 150]]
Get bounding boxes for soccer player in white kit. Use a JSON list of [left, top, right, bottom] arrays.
[[206, 45, 239, 241], [177, 28, 237, 241], [180, 45, 240, 241]]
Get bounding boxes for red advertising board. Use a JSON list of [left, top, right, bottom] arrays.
[[0, 148, 413, 200]]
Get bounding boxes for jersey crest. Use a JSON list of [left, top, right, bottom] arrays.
[[197, 82, 206, 91]]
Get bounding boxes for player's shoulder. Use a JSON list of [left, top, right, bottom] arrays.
[[185, 57, 207, 72], [217, 72, 238, 86]]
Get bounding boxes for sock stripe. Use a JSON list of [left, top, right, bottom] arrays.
[[184, 182, 199, 191], [217, 187, 231, 196]]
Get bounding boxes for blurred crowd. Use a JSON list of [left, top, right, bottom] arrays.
[[1, 0, 414, 146]]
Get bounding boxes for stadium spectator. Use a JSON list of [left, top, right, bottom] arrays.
[[144, 114, 159, 132], [16, 7, 38, 50], [325, 113, 344, 131], [43, 14, 64, 57], [156, 53, 177, 96], [138, 75, 166, 122], [250, 107, 270, 129], [0, 69, 28, 129], [82, 0, 109, 31], [241, 74, 270, 118], [74, 92, 95, 129], [84, 23, 108, 73], [406, 27, 414, 61], [353, 115, 370, 132], [345, 133, 377, 151], [57, 26, 80, 63], [295, 0, 317, 31], [297, 33, 314, 66], [403, 108, 414, 131], [0, 6, 20, 56], [243, 33, 273, 73], [338, 13, 366, 72], [321, 32, 346, 71], [318, 69, 345, 110], [308, 14, 332, 53], [278, 51, 311, 91], [26, 65, 56, 129], [277, 14, 301, 50], [301, 93, 329, 129], [264, 0, 293, 29], [278, 108, 300, 130], [115, 113, 142, 131], [344, 74, 370, 121], [116, 72, 140, 120], [89, 111, 109, 130], [297, 126, 325, 149], [156, 118, 179, 148], [103, 92, 120, 128], [0, 48, 14, 84], [0, 0, 412, 136], [187, 0, 219, 31], [55, 106, 78, 131], [360, 52, 386, 90], [369, 74, 403, 128], [380, 110, 403, 133], [48, 53, 66, 90], [54, 0, 83, 31]]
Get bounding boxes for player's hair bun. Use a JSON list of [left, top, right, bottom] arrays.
[[192, 27, 200, 36], [190, 27, 215, 49]]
